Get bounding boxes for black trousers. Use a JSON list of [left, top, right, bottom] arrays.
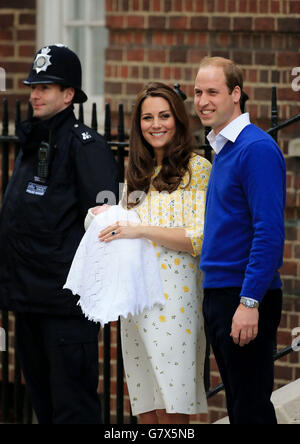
[[203, 287, 282, 424], [15, 313, 102, 424]]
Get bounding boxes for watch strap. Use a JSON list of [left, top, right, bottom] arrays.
[[240, 297, 259, 308]]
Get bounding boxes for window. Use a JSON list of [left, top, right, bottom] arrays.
[[37, 0, 108, 125]]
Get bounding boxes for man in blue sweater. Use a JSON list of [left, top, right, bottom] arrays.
[[194, 57, 286, 424]]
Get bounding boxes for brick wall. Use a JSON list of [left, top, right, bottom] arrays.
[[0, 0, 36, 118], [105, 0, 300, 131], [285, 157, 300, 296]]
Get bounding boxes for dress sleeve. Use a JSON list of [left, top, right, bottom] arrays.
[[184, 155, 211, 257]]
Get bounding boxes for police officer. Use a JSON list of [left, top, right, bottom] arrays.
[[0, 45, 119, 424]]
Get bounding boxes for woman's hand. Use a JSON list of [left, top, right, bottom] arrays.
[[99, 220, 142, 242], [99, 223, 194, 255]]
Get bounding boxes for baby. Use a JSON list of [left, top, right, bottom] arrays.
[[64, 204, 165, 326], [84, 204, 111, 230]]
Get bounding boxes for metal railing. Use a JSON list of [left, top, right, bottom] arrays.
[[0, 85, 300, 424]]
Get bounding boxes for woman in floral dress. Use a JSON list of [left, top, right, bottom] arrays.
[[99, 83, 211, 424]]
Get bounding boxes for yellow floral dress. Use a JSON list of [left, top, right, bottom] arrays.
[[121, 154, 211, 415]]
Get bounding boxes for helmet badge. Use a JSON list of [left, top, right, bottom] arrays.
[[33, 47, 52, 74]]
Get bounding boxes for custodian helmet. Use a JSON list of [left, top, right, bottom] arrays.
[[23, 44, 87, 103]]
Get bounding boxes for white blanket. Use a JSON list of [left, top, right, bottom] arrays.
[[64, 205, 165, 326]]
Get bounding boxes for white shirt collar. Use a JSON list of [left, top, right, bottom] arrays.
[[207, 113, 251, 154]]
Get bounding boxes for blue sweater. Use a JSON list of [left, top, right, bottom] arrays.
[[200, 124, 286, 302]]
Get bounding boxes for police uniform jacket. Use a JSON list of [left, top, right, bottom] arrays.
[[0, 105, 119, 315]]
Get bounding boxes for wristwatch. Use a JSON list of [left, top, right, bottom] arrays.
[[240, 297, 259, 309]]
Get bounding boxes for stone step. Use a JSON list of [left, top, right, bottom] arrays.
[[214, 378, 300, 424]]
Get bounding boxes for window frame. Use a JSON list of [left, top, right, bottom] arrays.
[[36, 0, 107, 126]]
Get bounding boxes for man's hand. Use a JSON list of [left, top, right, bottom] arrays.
[[230, 304, 259, 347]]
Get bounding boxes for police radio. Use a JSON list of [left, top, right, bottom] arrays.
[[27, 140, 54, 195], [37, 141, 52, 181]]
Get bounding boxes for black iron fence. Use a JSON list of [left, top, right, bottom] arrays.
[[1, 85, 300, 424]]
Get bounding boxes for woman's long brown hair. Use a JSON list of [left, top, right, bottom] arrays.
[[125, 82, 195, 208]]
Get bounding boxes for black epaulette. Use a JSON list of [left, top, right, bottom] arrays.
[[71, 122, 95, 144]]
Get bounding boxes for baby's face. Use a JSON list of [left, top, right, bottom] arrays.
[[92, 204, 110, 216]]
